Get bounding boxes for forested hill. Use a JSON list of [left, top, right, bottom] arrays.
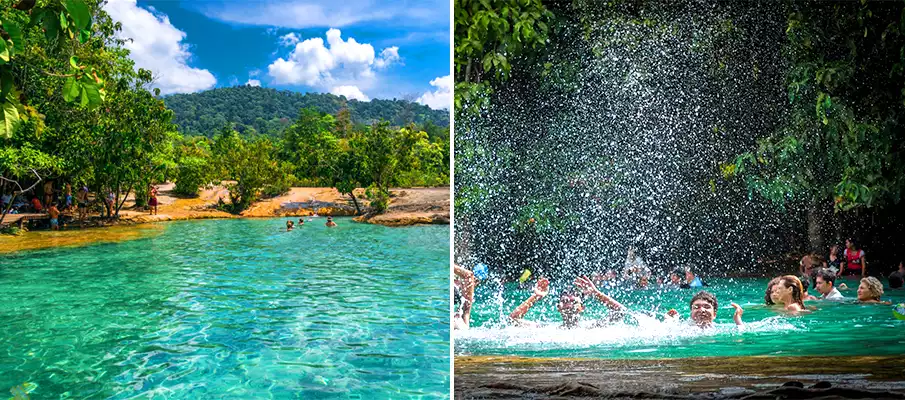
[[163, 86, 450, 137]]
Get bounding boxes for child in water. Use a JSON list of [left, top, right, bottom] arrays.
[[286, 220, 294, 231]]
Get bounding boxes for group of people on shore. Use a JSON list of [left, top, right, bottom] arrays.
[[799, 239, 872, 279], [453, 243, 903, 331], [1, 181, 161, 230], [285, 216, 337, 231]]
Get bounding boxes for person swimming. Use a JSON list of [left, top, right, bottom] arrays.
[[509, 276, 625, 329], [286, 220, 294, 231], [666, 290, 744, 328], [767, 275, 806, 312], [683, 269, 705, 288], [298, 218, 305, 226], [325, 216, 337, 227], [857, 276, 891, 304], [453, 264, 477, 330]]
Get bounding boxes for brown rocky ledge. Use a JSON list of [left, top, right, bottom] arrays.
[[455, 355, 905, 399]]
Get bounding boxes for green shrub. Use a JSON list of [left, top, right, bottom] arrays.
[[173, 156, 210, 197], [365, 184, 389, 213]]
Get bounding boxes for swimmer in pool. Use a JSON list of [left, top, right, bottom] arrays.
[[286, 220, 294, 231], [856, 276, 891, 304], [767, 275, 806, 312], [325, 216, 337, 227], [666, 291, 744, 328], [298, 218, 305, 226], [509, 276, 625, 329], [453, 264, 477, 330]]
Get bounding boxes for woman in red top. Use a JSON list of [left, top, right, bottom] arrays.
[[148, 185, 158, 215], [841, 238, 866, 278]]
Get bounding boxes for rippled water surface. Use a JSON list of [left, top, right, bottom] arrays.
[[1, 218, 450, 399], [456, 278, 905, 358]]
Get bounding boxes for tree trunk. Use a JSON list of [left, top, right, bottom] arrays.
[[349, 192, 361, 214], [807, 198, 830, 253], [116, 184, 133, 217], [0, 193, 19, 226]]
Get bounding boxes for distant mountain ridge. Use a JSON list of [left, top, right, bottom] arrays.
[[163, 85, 450, 137]]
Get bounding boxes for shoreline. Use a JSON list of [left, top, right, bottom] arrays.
[[1, 184, 449, 253], [455, 355, 905, 399]]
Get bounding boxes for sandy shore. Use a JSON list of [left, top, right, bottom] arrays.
[[0, 183, 448, 252], [46, 183, 448, 225], [455, 355, 905, 399]]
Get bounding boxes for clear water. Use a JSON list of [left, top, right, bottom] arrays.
[[455, 277, 905, 358], [0, 218, 450, 399]]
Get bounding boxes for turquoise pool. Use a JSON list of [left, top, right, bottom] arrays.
[[455, 277, 905, 358], [0, 218, 450, 399]]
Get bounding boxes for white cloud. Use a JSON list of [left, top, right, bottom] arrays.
[[246, 79, 262, 87], [279, 32, 300, 46], [103, 0, 216, 95], [330, 85, 369, 101], [416, 75, 451, 110], [267, 29, 397, 91], [374, 46, 401, 68], [193, 0, 449, 29]]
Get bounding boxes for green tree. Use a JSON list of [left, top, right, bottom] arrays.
[[211, 128, 282, 213], [454, 0, 553, 111], [173, 137, 213, 197], [280, 107, 339, 185], [722, 1, 905, 250]]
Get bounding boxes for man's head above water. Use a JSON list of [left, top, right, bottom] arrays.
[[689, 291, 718, 327], [557, 290, 585, 325]]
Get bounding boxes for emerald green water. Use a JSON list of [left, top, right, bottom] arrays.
[[455, 278, 905, 358], [0, 218, 450, 399]]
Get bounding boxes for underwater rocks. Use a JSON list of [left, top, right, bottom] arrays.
[[458, 380, 905, 399], [455, 356, 905, 399]]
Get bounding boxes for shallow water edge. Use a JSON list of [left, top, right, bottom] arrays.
[[455, 355, 905, 398]]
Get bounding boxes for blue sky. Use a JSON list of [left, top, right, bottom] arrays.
[[103, 0, 451, 109]]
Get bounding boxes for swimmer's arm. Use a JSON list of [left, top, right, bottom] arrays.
[[861, 256, 866, 278], [590, 291, 625, 312], [454, 265, 477, 325], [575, 276, 625, 311], [509, 293, 544, 321], [731, 303, 744, 326], [454, 264, 474, 281]]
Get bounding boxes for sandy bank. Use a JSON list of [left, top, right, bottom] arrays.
[[1, 183, 448, 252]]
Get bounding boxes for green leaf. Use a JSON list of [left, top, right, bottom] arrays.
[[0, 40, 8, 64], [70, 56, 80, 68], [79, 86, 89, 107], [63, 77, 80, 102], [42, 11, 60, 42], [63, 0, 92, 30], [60, 11, 69, 30], [3, 21, 24, 55], [79, 29, 91, 44], [0, 68, 13, 101], [82, 83, 102, 107], [1, 99, 20, 139]]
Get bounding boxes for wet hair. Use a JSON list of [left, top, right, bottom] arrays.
[[690, 291, 717, 310], [860, 277, 884, 300], [765, 277, 781, 305], [815, 269, 836, 286], [778, 275, 805, 308]]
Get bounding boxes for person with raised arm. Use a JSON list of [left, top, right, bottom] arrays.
[[453, 264, 478, 330]]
